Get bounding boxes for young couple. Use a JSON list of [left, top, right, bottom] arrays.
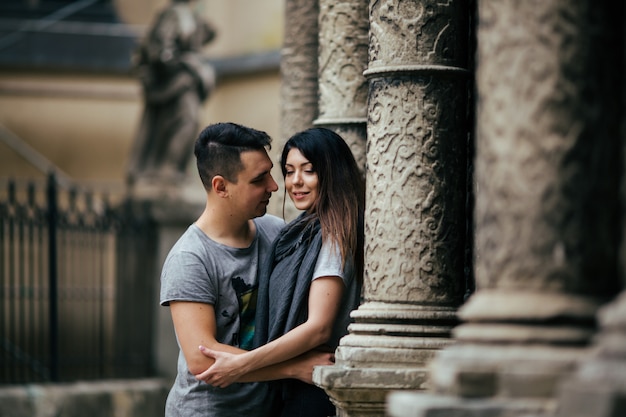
[[160, 122, 365, 417]]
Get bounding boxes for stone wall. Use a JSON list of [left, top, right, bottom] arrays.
[[0, 379, 169, 417]]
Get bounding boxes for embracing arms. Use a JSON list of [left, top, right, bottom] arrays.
[[195, 275, 344, 387], [170, 300, 333, 383]]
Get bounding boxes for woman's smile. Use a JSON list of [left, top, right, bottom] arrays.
[[284, 148, 319, 211]]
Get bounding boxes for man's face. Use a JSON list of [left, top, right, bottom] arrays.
[[226, 150, 278, 219]]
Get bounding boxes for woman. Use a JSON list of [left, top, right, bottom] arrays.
[[196, 127, 365, 416]]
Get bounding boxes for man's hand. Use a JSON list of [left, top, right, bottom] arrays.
[[195, 346, 247, 388]]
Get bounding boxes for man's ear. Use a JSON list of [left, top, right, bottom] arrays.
[[212, 175, 228, 197]]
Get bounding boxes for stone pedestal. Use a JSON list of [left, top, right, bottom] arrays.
[[554, 292, 626, 417], [123, 194, 203, 382], [314, 1, 471, 416], [388, 1, 623, 416]]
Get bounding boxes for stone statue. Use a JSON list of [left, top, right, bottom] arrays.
[[128, 0, 216, 187]]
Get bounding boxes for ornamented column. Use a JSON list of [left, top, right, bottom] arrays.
[[314, 1, 471, 416], [388, 1, 623, 416], [553, 4, 626, 415], [278, 0, 319, 219], [280, 0, 320, 139], [314, 0, 369, 170]]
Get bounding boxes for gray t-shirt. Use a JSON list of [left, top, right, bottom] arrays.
[[312, 240, 361, 349], [160, 214, 284, 417]]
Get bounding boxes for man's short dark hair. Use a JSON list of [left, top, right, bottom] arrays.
[[194, 122, 272, 190]]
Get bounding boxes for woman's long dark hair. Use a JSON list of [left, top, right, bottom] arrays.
[[281, 128, 365, 282]]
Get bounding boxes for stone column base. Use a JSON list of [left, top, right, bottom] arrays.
[[554, 292, 626, 417], [430, 344, 590, 399], [387, 392, 554, 417], [315, 366, 430, 417], [314, 302, 457, 417], [557, 376, 626, 417], [384, 343, 591, 417]]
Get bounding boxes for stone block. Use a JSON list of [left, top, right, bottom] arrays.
[[0, 379, 169, 417], [387, 392, 553, 417], [0, 387, 34, 417], [557, 380, 626, 417]]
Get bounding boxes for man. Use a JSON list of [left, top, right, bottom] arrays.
[[160, 122, 332, 417]]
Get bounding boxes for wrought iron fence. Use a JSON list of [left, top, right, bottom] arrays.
[[0, 174, 157, 383]]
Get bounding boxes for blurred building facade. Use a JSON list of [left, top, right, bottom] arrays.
[[0, 0, 285, 210]]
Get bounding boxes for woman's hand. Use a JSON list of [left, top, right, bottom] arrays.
[[287, 350, 335, 384], [195, 346, 249, 388]]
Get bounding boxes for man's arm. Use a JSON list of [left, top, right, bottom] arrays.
[[169, 300, 245, 375]]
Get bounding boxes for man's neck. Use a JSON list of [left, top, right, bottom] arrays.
[[195, 207, 256, 248]]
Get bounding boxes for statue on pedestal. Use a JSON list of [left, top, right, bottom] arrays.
[[127, 0, 216, 192]]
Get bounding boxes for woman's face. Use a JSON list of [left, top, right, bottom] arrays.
[[284, 148, 319, 212]]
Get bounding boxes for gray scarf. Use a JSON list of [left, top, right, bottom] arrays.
[[253, 214, 322, 347]]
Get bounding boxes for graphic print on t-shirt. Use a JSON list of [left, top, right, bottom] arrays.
[[230, 276, 257, 350]]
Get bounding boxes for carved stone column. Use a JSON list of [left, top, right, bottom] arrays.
[[314, 1, 471, 416], [279, 0, 319, 219], [388, 1, 623, 416], [314, 0, 369, 170], [552, 4, 626, 416], [281, 0, 319, 139]]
